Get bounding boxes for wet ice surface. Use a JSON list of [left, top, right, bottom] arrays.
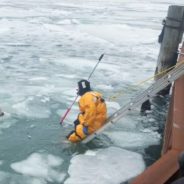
[[11, 153, 66, 183], [105, 131, 161, 148], [0, 0, 182, 183], [65, 147, 145, 184]]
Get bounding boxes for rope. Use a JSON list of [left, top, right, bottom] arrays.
[[108, 59, 184, 101]]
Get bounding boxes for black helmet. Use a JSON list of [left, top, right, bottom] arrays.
[[77, 79, 91, 96]]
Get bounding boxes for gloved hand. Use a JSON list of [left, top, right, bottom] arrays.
[[83, 126, 88, 135], [73, 119, 79, 127]]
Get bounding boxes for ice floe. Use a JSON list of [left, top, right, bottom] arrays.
[[65, 146, 145, 184], [11, 153, 66, 183], [105, 131, 161, 148]]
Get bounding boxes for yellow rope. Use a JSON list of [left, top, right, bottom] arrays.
[[108, 60, 184, 101]]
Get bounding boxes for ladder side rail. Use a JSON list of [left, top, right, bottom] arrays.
[[82, 122, 113, 143], [126, 63, 184, 107], [82, 64, 184, 143], [112, 64, 184, 123], [116, 62, 184, 116]]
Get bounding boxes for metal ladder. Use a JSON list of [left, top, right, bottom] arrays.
[[82, 62, 184, 144]]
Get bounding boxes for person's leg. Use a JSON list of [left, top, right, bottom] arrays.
[[67, 124, 87, 143], [66, 130, 75, 139]]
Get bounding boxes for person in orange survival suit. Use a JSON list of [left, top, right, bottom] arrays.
[[67, 79, 107, 143]]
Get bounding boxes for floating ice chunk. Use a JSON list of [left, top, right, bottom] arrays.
[[65, 147, 145, 184], [57, 19, 79, 25], [11, 153, 66, 183], [43, 23, 66, 33], [96, 84, 113, 90], [105, 101, 121, 115], [140, 128, 152, 133], [71, 19, 80, 24], [106, 101, 120, 110], [27, 135, 31, 139], [28, 77, 48, 81], [56, 74, 76, 79], [0, 19, 11, 33], [105, 131, 161, 148], [61, 19, 72, 25], [30, 124, 36, 128], [0, 27, 10, 34], [114, 116, 138, 130], [40, 97, 50, 103], [145, 110, 152, 114], [148, 118, 156, 123], [79, 24, 157, 45], [85, 150, 97, 156], [12, 97, 51, 118], [53, 57, 119, 75]]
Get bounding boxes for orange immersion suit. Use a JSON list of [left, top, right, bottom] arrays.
[[67, 91, 107, 143]]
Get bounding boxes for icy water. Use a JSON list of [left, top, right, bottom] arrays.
[[0, 0, 183, 183]]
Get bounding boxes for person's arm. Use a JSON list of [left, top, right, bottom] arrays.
[[78, 95, 97, 127]]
